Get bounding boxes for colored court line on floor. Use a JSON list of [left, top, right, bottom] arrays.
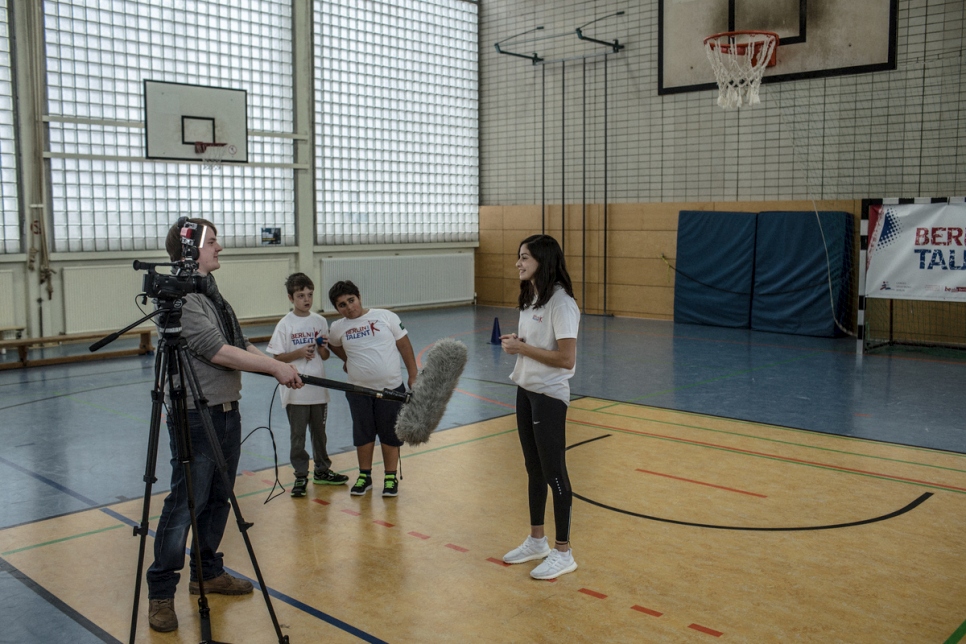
[[1, 522, 127, 556], [569, 418, 966, 494], [689, 623, 724, 637], [232, 426, 519, 502], [636, 468, 766, 497], [62, 393, 152, 424], [581, 323, 863, 359], [453, 387, 516, 409], [0, 380, 153, 412], [298, 480, 739, 638], [0, 557, 120, 643], [582, 403, 966, 474], [610, 352, 825, 405], [945, 618, 966, 644], [95, 506, 386, 642], [0, 455, 100, 507], [568, 435, 934, 531]]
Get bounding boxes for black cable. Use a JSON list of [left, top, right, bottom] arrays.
[[240, 383, 287, 504]]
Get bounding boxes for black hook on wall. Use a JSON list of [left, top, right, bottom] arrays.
[[494, 26, 545, 65], [575, 11, 625, 53]]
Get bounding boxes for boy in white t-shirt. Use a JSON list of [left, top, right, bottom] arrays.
[[267, 273, 349, 497], [326, 280, 418, 498]]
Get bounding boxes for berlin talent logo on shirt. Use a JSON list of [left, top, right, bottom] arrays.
[[290, 330, 318, 346], [345, 320, 380, 340], [532, 314, 544, 323]]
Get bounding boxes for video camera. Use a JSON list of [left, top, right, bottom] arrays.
[[133, 217, 208, 301], [135, 261, 207, 301]]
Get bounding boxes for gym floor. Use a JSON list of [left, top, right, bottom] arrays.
[[1, 304, 965, 643]]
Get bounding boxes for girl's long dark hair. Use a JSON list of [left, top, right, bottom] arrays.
[[517, 234, 574, 310]]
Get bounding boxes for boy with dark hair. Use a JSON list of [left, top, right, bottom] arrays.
[[326, 280, 418, 497], [267, 273, 348, 497]]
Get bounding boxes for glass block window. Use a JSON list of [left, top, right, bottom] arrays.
[[0, 1, 19, 254], [44, 0, 295, 252], [315, 0, 479, 245]]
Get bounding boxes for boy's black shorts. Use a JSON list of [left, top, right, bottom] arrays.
[[345, 384, 405, 447]]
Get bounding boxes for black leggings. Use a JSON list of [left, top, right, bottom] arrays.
[[515, 387, 572, 544]]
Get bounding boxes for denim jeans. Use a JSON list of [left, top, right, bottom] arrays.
[[146, 405, 241, 599]]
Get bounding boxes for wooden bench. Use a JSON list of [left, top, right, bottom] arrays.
[[0, 325, 26, 356], [0, 328, 155, 371], [238, 315, 283, 345], [0, 316, 285, 371], [0, 325, 25, 339]]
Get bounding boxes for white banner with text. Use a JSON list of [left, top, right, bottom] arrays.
[[866, 202, 966, 301]]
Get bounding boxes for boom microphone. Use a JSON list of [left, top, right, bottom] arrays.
[[295, 374, 412, 403], [258, 337, 467, 445], [394, 338, 468, 446]]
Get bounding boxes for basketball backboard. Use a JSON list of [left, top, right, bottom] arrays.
[[659, 0, 897, 95], [143, 80, 249, 162]]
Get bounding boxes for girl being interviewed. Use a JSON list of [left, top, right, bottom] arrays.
[[500, 234, 580, 580]]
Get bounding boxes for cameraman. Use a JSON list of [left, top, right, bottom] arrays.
[[146, 217, 302, 633]]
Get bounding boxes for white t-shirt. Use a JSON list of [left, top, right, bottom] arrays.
[[266, 311, 330, 406], [328, 308, 408, 390], [510, 286, 580, 405]]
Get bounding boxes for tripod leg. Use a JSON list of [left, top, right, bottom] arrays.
[[178, 343, 290, 644], [170, 348, 220, 644], [129, 341, 170, 644]]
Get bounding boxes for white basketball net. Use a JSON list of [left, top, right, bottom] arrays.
[[704, 32, 777, 110], [200, 143, 228, 171]]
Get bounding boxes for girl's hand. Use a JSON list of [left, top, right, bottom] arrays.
[[500, 333, 525, 355]]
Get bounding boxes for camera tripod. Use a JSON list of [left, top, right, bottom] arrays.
[[93, 296, 289, 644]]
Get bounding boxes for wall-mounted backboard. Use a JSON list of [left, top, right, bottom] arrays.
[[659, 0, 897, 95], [143, 80, 249, 162]]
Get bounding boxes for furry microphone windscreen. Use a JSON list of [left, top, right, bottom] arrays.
[[394, 338, 468, 446]]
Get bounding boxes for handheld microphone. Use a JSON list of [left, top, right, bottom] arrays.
[[394, 338, 468, 446]]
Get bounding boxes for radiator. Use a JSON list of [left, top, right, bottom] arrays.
[[319, 252, 474, 313], [0, 270, 16, 328], [63, 265, 150, 333], [62, 258, 293, 333], [211, 258, 293, 319]]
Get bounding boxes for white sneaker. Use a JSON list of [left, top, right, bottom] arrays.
[[529, 548, 577, 580], [503, 535, 551, 564]]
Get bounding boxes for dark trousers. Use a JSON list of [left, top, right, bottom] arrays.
[[286, 403, 331, 477], [147, 405, 241, 599], [515, 387, 573, 543]]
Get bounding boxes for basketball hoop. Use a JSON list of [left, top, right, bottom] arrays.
[[703, 31, 779, 109], [194, 142, 231, 170]]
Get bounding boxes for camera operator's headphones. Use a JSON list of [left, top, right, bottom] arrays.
[[176, 216, 204, 261]]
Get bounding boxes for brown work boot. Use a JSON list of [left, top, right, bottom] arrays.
[[189, 571, 254, 595], [148, 598, 178, 632]]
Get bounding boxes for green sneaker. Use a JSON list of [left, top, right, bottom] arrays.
[[291, 476, 307, 497], [313, 471, 349, 485], [382, 475, 399, 497], [350, 474, 372, 495]]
